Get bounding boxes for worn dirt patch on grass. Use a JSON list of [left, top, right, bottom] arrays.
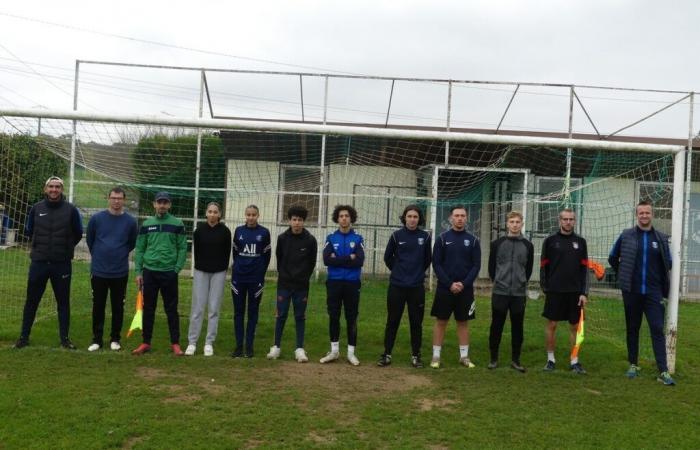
[[307, 430, 336, 444], [258, 361, 432, 397], [122, 435, 146, 449], [417, 398, 460, 412]]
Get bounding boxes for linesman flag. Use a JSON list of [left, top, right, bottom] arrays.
[[127, 289, 144, 338], [570, 308, 585, 360]]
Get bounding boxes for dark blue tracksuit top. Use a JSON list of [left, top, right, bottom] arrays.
[[432, 228, 481, 293], [323, 228, 364, 281], [232, 224, 271, 283], [383, 227, 432, 288], [609, 227, 669, 296]]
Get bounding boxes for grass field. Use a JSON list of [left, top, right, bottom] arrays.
[[1, 254, 699, 449]]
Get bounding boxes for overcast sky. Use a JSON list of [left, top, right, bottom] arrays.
[[1, 0, 698, 138]]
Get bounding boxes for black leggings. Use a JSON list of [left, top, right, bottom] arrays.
[[326, 280, 360, 346], [489, 294, 526, 363]]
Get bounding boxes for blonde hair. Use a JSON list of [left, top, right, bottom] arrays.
[[506, 211, 523, 221]]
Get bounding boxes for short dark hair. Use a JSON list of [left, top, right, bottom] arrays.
[[109, 186, 126, 198], [636, 200, 653, 211], [400, 204, 425, 226], [332, 204, 358, 224], [450, 204, 467, 215], [287, 205, 308, 220], [245, 204, 259, 213]]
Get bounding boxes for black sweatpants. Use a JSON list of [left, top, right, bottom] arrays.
[[383, 284, 425, 356], [326, 280, 360, 346], [142, 268, 180, 345], [91, 275, 128, 345], [20, 261, 72, 341], [623, 291, 668, 372], [489, 294, 526, 363]]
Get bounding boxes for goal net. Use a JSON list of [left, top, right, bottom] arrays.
[[0, 110, 684, 368]]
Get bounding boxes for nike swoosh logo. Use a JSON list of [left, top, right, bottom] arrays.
[[446, 241, 453, 245], [398, 242, 406, 245], [39, 213, 48, 216]]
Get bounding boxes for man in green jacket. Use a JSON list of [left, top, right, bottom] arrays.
[[132, 192, 188, 355]]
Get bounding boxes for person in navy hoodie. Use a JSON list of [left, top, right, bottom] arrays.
[[430, 204, 481, 369], [230, 205, 271, 358], [377, 205, 432, 368], [85, 187, 137, 352], [320, 204, 365, 366]]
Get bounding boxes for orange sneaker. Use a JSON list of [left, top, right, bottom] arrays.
[[171, 343, 184, 356], [131, 343, 151, 355]]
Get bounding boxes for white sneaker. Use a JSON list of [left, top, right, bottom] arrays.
[[185, 344, 196, 356], [294, 348, 308, 363], [267, 345, 281, 359], [87, 343, 100, 352], [203, 344, 214, 356], [110, 341, 121, 351], [347, 353, 360, 366], [319, 351, 340, 363]]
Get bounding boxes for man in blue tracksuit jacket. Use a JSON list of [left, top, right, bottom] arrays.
[[430, 204, 481, 369], [378, 205, 432, 368], [231, 205, 271, 358], [609, 201, 675, 385], [320, 204, 365, 366]]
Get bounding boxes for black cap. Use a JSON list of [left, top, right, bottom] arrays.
[[154, 191, 171, 202]]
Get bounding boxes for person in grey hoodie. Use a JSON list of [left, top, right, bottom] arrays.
[[487, 211, 534, 372]]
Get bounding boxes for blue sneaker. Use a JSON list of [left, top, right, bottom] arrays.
[[626, 364, 640, 379], [657, 371, 676, 386], [543, 360, 556, 372]]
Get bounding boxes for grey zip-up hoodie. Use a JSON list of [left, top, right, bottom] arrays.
[[488, 235, 534, 297]]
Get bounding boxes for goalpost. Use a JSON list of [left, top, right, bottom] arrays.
[[0, 107, 686, 372]]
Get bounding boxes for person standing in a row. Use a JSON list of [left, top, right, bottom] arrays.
[[86, 187, 137, 352], [132, 191, 188, 356], [378, 205, 431, 368], [185, 202, 231, 357], [230, 205, 271, 358], [14, 176, 83, 350], [487, 211, 533, 372]]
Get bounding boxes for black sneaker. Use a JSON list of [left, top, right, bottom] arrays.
[[487, 361, 498, 370], [60, 339, 77, 350], [230, 347, 243, 358], [244, 348, 254, 358], [570, 362, 587, 375], [411, 355, 424, 368], [543, 360, 556, 372], [510, 361, 526, 373], [13, 337, 29, 349], [377, 354, 392, 367]]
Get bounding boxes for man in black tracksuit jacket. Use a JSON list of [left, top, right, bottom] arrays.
[[540, 208, 589, 374], [378, 205, 432, 368], [487, 211, 534, 372], [267, 206, 317, 362], [15, 176, 83, 349], [608, 201, 674, 385]]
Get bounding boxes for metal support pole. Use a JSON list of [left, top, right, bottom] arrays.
[[429, 165, 439, 290], [445, 81, 452, 166], [385, 80, 395, 127], [521, 171, 529, 234], [682, 92, 694, 295], [564, 86, 574, 205], [299, 74, 305, 122], [68, 61, 80, 203], [191, 71, 205, 275], [315, 76, 329, 281], [37, 117, 41, 136], [667, 148, 687, 374]]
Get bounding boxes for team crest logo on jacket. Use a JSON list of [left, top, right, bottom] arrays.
[[418, 238, 424, 245], [256, 235, 262, 242], [464, 239, 470, 247], [350, 241, 356, 248], [652, 241, 658, 249], [573, 242, 579, 249]]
